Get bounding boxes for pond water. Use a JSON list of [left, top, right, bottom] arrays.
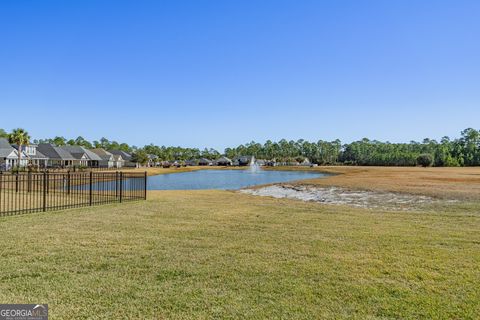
[[147, 169, 327, 190]]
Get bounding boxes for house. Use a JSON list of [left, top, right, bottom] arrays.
[[60, 146, 102, 168], [198, 158, 212, 166], [109, 150, 137, 167], [300, 158, 312, 166], [161, 161, 171, 168], [265, 160, 277, 167], [236, 156, 254, 166], [112, 154, 124, 168], [90, 148, 115, 168], [12, 144, 48, 169], [147, 154, 158, 167], [216, 156, 232, 166], [185, 159, 198, 166], [37, 143, 76, 168], [171, 160, 182, 168], [0, 138, 23, 170], [256, 159, 266, 166]]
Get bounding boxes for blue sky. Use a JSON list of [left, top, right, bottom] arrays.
[[1, 0, 479, 150]]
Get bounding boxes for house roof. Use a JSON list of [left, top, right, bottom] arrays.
[[28, 150, 48, 160], [0, 149, 17, 158], [37, 144, 76, 161], [90, 148, 114, 161], [60, 146, 102, 161], [0, 138, 18, 158], [217, 156, 232, 163], [11, 144, 48, 160], [234, 155, 253, 163], [198, 158, 212, 163], [108, 150, 132, 161]]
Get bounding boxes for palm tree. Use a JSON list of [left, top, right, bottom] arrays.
[[8, 128, 30, 168]]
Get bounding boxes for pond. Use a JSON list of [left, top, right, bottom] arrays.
[[146, 169, 328, 190]]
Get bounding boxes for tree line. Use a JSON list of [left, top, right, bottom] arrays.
[[1, 128, 480, 167]]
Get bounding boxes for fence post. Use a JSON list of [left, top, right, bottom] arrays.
[[0, 174, 2, 208], [43, 171, 47, 212], [27, 171, 32, 193], [115, 171, 119, 198], [67, 171, 71, 195], [46, 170, 49, 194], [15, 173, 19, 193], [119, 172, 123, 203], [89, 171, 93, 206], [144, 171, 147, 200]]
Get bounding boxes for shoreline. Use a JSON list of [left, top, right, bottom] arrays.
[[126, 166, 480, 200]]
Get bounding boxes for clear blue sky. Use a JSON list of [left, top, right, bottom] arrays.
[[1, 0, 479, 150]]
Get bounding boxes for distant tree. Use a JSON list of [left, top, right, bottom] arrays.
[[459, 128, 480, 166], [0, 128, 8, 138], [52, 136, 67, 146], [416, 154, 433, 167], [8, 128, 30, 167], [132, 150, 149, 166], [74, 136, 93, 149], [118, 143, 131, 152], [99, 137, 110, 149]]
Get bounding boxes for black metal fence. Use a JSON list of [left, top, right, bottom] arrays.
[[0, 171, 147, 216]]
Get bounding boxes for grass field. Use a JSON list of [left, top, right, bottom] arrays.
[[0, 167, 479, 319]]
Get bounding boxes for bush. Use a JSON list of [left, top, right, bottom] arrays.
[[417, 154, 433, 167]]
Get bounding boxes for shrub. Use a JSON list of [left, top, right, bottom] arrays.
[[417, 154, 433, 167]]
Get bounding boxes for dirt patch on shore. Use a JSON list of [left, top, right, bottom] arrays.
[[266, 166, 480, 200], [240, 184, 455, 211]]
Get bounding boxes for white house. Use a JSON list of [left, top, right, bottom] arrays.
[[13, 144, 48, 168], [109, 150, 135, 167], [112, 154, 124, 168], [0, 138, 21, 170]]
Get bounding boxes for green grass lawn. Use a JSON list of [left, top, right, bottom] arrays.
[[0, 190, 479, 319]]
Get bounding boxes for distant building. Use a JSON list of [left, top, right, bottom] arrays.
[[235, 156, 254, 166], [216, 156, 232, 166], [112, 154, 125, 168], [90, 148, 115, 168], [185, 159, 198, 166], [265, 160, 277, 167], [109, 150, 137, 167], [22, 144, 48, 168], [37, 143, 76, 168], [60, 146, 102, 167], [147, 154, 158, 167], [198, 158, 212, 166], [300, 158, 312, 166], [0, 138, 22, 170], [256, 159, 266, 166]]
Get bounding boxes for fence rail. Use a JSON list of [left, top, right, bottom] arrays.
[[0, 171, 147, 216]]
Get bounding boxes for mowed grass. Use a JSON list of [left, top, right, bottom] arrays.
[[0, 190, 479, 319]]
